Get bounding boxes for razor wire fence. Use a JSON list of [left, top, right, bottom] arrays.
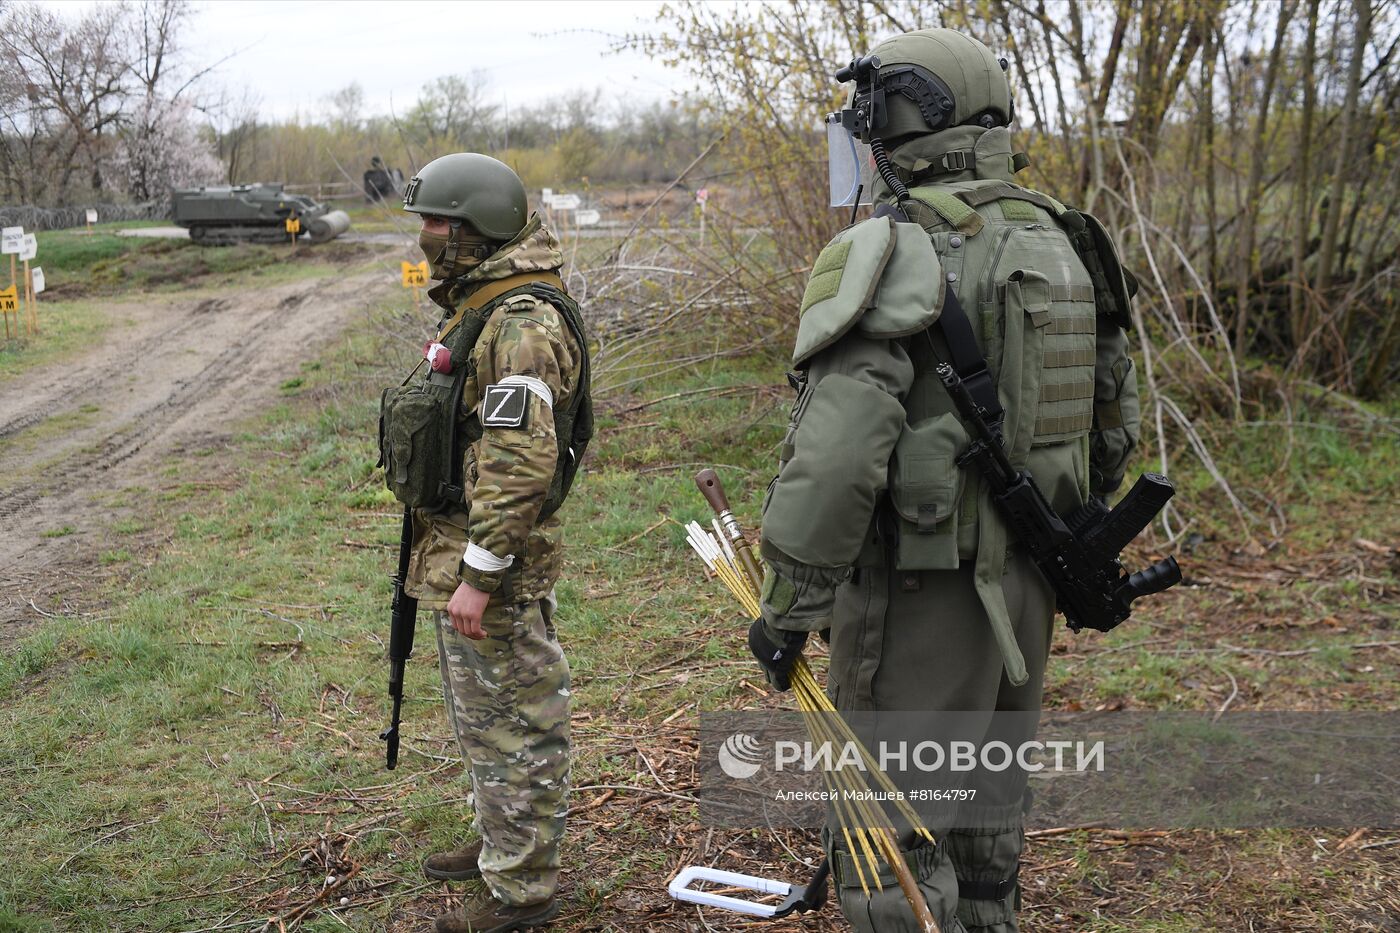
[[0, 201, 169, 231]]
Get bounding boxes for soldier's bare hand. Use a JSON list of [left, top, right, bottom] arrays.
[[447, 583, 491, 640]]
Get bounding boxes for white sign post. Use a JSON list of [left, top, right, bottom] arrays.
[[574, 209, 601, 227], [30, 266, 44, 294], [548, 193, 581, 211], [1, 227, 20, 339], [19, 234, 38, 335], [696, 188, 709, 245], [85, 208, 98, 234]]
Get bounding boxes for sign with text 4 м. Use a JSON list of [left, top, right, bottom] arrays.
[[401, 261, 428, 288], [0, 286, 16, 313]]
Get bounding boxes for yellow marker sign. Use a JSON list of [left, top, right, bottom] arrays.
[[285, 217, 302, 234], [0, 285, 16, 313], [401, 261, 429, 288]]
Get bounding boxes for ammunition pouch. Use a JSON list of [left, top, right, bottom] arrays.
[[888, 411, 968, 570], [379, 368, 470, 510]]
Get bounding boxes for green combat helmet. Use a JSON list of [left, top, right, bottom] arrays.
[[402, 152, 527, 239], [403, 153, 528, 278], [853, 29, 1013, 145]]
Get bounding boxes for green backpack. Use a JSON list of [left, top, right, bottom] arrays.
[[378, 272, 593, 516]]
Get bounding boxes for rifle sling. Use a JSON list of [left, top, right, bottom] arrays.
[[933, 286, 1003, 423]]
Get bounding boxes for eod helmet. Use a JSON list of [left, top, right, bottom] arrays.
[[827, 29, 1014, 207]]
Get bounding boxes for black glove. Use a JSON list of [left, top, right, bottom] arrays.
[[748, 617, 808, 692]]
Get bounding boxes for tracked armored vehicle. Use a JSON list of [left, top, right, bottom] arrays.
[[171, 183, 352, 245]]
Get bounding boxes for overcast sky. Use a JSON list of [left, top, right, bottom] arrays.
[[180, 0, 687, 120]]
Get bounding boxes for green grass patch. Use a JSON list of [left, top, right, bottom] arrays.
[[0, 622, 69, 698], [0, 299, 108, 382], [32, 231, 375, 301], [32, 228, 146, 278]]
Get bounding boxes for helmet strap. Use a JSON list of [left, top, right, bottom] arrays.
[[441, 219, 463, 271]]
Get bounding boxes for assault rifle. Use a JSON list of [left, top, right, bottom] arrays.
[[934, 360, 1181, 633], [380, 505, 418, 769]]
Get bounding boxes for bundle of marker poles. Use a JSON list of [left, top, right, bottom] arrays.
[[691, 469, 941, 933]]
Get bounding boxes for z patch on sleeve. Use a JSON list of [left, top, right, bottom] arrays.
[[481, 383, 530, 429]]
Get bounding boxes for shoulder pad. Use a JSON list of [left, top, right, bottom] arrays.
[[859, 221, 943, 339], [792, 216, 896, 365], [1067, 208, 1135, 328]]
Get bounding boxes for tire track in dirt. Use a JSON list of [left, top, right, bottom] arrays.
[[0, 298, 225, 443], [0, 265, 398, 636]]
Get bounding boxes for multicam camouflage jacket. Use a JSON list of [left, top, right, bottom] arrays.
[[406, 215, 582, 607]]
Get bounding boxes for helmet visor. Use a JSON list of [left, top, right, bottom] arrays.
[[826, 115, 874, 208]]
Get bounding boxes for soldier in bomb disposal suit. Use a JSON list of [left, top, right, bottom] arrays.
[[750, 29, 1142, 933]]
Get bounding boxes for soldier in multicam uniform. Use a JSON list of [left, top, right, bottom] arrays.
[[393, 153, 592, 933]]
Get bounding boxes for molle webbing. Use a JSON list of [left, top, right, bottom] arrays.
[[1042, 346, 1096, 369], [980, 308, 1094, 340], [1044, 314, 1097, 335], [994, 282, 1095, 305], [1040, 380, 1095, 403], [1036, 410, 1094, 437]]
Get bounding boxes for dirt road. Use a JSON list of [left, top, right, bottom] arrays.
[[0, 267, 396, 638]]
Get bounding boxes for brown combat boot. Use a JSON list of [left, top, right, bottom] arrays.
[[434, 889, 559, 932], [422, 840, 484, 881]]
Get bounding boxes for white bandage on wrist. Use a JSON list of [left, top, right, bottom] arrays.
[[496, 374, 553, 409], [463, 542, 514, 573]]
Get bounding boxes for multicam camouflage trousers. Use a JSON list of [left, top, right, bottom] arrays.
[[434, 595, 571, 906]]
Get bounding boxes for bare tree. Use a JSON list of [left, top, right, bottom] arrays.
[[0, 0, 223, 203]]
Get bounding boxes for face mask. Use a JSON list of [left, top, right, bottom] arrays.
[[419, 226, 497, 280]]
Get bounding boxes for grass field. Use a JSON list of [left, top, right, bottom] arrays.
[[0, 265, 1397, 931]]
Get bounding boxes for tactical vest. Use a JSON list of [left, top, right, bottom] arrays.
[[378, 272, 593, 517]]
